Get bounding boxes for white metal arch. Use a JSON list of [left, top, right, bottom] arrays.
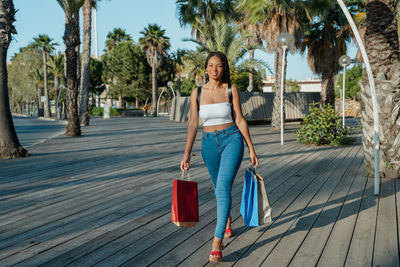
[[337, 0, 380, 195]]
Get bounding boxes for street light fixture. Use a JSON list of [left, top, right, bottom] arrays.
[[157, 81, 177, 116], [277, 32, 294, 145], [339, 55, 352, 128]]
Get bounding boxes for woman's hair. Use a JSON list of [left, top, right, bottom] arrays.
[[204, 52, 231, 86]]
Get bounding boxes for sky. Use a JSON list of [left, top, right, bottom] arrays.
[[10, 0, 357, 80]]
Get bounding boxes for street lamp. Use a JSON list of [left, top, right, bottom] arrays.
[[339, 55, 352, 128], [167, 81, 176, 98], [157, 82, 177, 116], [277, 32, 294, 145]]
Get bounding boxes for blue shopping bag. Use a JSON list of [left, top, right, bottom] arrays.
[[240, 167, 272, 227]]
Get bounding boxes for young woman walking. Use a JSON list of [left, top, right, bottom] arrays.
[[180, 51, 259, 262]]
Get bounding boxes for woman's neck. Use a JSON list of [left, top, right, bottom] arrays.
[[206, 79, 223, 90]]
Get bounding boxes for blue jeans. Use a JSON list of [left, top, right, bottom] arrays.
[[201, 124, 244, 239]]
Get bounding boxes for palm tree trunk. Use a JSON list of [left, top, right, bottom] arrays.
[[271, 49, 287, 130], [79, 0, 91, 126], [151, 65, 158, 116], [361, 0, 400, 178], [43, 50, 50, 118], [366, 0, 399, 79], [0, 0, 27, 158], [249, 49, 255, 90], [320, 73, 335, 107], [37, 85, 43, 115], [64, 11, 81, 137]]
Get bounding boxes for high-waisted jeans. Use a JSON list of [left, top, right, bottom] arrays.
[[201, 124, 244, 239]]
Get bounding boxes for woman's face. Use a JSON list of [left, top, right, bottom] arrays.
[[206, 56, 224, 81]]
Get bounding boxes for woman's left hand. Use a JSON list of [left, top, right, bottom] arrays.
[[250, 150, 259, 167]]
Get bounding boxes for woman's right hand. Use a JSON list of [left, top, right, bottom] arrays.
[[180, 153, 191, 171]]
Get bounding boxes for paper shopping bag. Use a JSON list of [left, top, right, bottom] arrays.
[[171, 172, 199, 227], [240, 167, 272, 227]]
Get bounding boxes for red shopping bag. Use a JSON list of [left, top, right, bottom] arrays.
[[171, 171, 199, 227]]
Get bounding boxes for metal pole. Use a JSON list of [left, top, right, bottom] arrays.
[[157, 89, 166, 116], [337, 0, 380, 195], [280, 47, 287, 145], [342, 65, 346, 128], [93, 7, 99, 59]]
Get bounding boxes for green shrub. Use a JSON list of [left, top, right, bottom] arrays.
[[296, 103, 355, 146], [110, 108, 119, 116], [89, 106, 104, 116], [89, 106, 143, 117]]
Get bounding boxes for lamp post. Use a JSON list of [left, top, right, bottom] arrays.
[[157, 81, 177, 116], [339, 55, 352, 128], [277, 32, 294, 145]]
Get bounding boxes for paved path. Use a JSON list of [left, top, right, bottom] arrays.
[[12, 115, 66, 148], [0, 117, 399, 266]]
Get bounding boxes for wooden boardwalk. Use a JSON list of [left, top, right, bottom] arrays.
[[0, 117, 399, 267]]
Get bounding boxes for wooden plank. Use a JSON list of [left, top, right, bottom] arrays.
[[344, 177, 377, 267], [260, 146, 363, 267], [287, 146, 362, 267], [231, 145, 359, 267], [372, 179, 400, 267], [43, 139, 311, 266], [64, 133, 330, 266], [316, 151, 366, 266], [161, 147, 343, 267], [119, 144, 328, 267], [3, 125, 296, 266], [200, 145, 350, 266]]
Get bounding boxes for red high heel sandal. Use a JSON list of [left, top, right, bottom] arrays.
[[224, 228, 232, 239], [209, 251, 222, 262]]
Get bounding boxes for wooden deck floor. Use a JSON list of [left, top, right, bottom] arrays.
[[0, 117, 399, 267]]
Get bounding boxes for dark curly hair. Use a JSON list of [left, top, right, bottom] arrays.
[[204, 52, 231, 87]]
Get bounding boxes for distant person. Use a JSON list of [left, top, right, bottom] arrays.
[[180, 51, 259, 262]]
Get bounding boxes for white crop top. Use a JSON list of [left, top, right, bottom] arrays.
[[199, 102, 233, 126]]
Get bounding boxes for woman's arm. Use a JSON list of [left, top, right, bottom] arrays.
[[231, 85, 259, 166], [180, 88, 200, 171]]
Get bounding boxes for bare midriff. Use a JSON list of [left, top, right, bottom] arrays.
[[203, 122, 235, 133]]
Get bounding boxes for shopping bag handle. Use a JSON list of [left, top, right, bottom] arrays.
[[180, 170, 191, 181], [249, 165, 257, 174]]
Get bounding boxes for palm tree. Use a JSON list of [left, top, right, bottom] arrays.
[[237, 0, 304, 130], [0, 0, 28, 158], [57, 0, 84, 137], [176, 0, 238, 42], [172, 49, 187, 97], [29, 68, 44, 115], [183, 48, 207, 84], [193, 16, 268, 76], [236, 15, 264, 90], [105, 28, 132, 53], [139, 24, 171, 116], [301, 4, 348, 107], [360, 0, 400, 178], [79, 0, 95, 126], [30, 34, 58, 118], [47, 53, 64, 108]]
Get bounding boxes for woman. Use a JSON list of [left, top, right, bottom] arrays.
[[180, 51, 259, 262]]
